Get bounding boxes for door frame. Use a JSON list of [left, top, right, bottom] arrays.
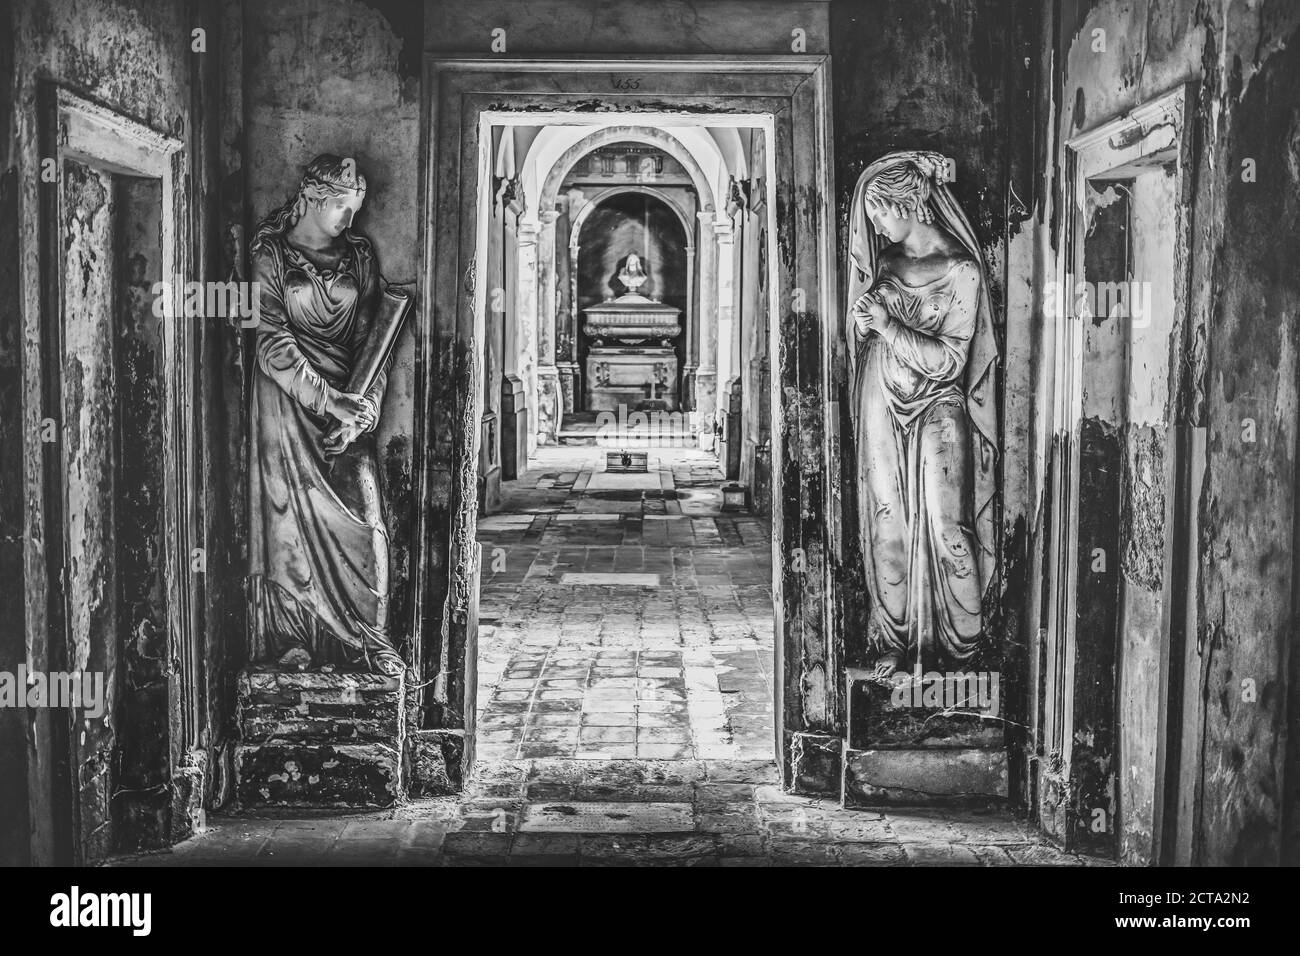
[[413, 55, 841, 785], [36, 86, 192, 863], [1040, 82, 1196, 857]]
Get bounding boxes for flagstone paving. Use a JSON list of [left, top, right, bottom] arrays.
[[114, 757, 1092, 867], [474, 447, 773, 762]]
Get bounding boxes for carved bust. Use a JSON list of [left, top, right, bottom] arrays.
[[617, 252, 649, 296]]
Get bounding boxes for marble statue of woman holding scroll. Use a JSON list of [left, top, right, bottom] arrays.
[[846, 151, 999, 679], [247, 154, 408, 677]]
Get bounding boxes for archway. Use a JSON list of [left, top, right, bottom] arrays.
[[420, 60, 840, 801], [522, 125, 724, 445]]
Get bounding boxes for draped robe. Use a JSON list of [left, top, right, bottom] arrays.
[[850, 259, 986, 666], [247, 230, 395, 669]]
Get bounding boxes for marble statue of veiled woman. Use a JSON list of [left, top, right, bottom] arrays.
[[247, 154, 404, 677], [846, 151, 1000, 679]]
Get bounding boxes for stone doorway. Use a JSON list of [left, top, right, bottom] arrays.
[[1039, 85, 1198, 863], [469, 107, 783, 777], [415, 58, 842, 793], [36, 88, 194, 865]]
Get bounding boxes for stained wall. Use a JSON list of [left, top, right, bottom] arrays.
[[2, 0, 224, 864], [1026, 0, 1300, 865]]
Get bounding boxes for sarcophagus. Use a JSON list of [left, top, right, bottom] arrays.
[[583, 292, 682, 411]]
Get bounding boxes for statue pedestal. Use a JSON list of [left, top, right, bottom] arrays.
[[841, 669, 1007, 808], [234, 669, 405, 809]]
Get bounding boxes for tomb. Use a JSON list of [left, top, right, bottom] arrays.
[[582, 252, 683, 411]]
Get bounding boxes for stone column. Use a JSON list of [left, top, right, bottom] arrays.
[[695, 210, 719, 450], [714, 219, 736, 410], [535, 209, 561, 445], [682, 244, 696, 411], [553, 198, 577, 415], [516, 219, 540, 458], [565, 241, 582, 410]]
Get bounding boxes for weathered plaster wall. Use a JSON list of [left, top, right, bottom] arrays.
[[242, 0, 422, 660], [60, 159, 119, 861], [1198, 6, 1300, 867], [4, 0, 221, 864], [0, 0, 29, 867], [113, 176, 175, 852], [1036, 0, 1300, 865], [425, 0, 831, 54], [1116, 168, 1180, 864]]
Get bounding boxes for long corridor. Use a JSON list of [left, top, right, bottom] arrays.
[[474, 446, 775, 762]]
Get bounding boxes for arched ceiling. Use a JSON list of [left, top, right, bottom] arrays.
[[513, 119, 753, 228]]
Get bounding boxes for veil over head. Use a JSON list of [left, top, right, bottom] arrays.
[[846, 150, 1001, 601]]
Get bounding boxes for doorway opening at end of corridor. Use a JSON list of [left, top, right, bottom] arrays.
[[469, 108, 784, 771]]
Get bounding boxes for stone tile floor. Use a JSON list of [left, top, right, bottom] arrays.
[[474, 447, 773, 761], [116, 758, 1094, 866]]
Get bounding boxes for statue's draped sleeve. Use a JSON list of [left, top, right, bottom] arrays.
[[252, 244, 332, 416], [878, 260, 980, 381]]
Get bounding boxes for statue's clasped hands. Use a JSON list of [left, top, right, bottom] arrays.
[[852, 291, 889, 336], [323, 389, 377, 457]]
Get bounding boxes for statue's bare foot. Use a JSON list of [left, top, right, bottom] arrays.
[[277, 647, 312, 672], [870, 653, 902, 681], [372, 650, 405, 678]]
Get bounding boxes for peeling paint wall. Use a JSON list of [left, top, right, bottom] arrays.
[[1199, 6, 1300, 866], [1031, 0, 1300, 865], [4, 0, 223, 864], [0, 0, 28, 866], [425, 0, 832, 54], [61, 158, 119, 861]]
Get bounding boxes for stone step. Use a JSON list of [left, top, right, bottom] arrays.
[[235, 669, 405, 809]]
